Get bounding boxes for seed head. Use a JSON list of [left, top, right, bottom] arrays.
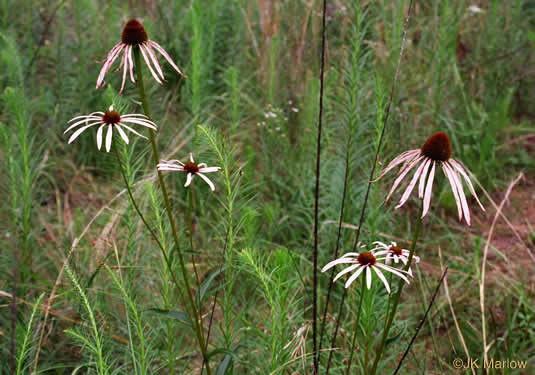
[[102, 109, 121, 125], [421, 132, 452, 162], [183, 161, 200, 174], [121, 19, 148, 45], [389, 245, 403, 256], [357, 251, 376, 266]]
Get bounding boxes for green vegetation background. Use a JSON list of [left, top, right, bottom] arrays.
[[1, 0, 534, 374]]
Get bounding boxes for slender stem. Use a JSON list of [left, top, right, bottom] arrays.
[[345, 276, 366, 375], [325, 3, 414, 373], [370, 202, 422, 375], [114, 144, 188, 375], [10, 243, 18, 374], [133, 47, 212, 375], [313, 0, 328, 372], [318, 137, 351, 360], [324, 288, 345, 374], [201, 226, 231, 375], [392, 268, 448, 375], [188, 188, 201, 288], [415, 266, 444, 373], [114, 146, 165, 252]]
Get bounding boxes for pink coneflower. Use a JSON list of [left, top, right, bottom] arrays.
[[378, 132, 485, 225], [321, 250, 411, 293], [96, 19, 184, 93], [65, 105, 157, 152], [371, 241, 420, 276], [157, 154, 220, 191]]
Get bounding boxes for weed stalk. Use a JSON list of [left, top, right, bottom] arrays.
[[133, 47, 212, 375]]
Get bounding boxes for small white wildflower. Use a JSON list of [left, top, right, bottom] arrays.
[[65, 105, 157, 152], [157, 153, 220, 191], [322, 249, 412, 293]]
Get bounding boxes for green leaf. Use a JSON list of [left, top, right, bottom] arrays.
[[216, 354, 233, 375], [64, 329, 96, 352], [385, 326, 406, 347], [207, 347, 239, 360], [196, 266, 226, 307], [146, 308, 192, 327]]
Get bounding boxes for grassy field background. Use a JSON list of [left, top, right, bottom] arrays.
[[1, 0, 534, 374]]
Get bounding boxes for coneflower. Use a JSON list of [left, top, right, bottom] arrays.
[[371, 241, 420, 276], [157, 153, 220, 191], [321, 249, 412, 293], [65, 105, 157, 152], [378, 132, 485, 225], [96, 19, 184, 93]]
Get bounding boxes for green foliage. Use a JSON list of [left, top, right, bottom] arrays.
[[0, 0, 533, 374], [16, 294, 45, 375]]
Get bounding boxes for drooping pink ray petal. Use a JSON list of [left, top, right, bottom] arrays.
[[150, 41, 184, 76], [442, 162, 463, 221], [139, 44, 163, 84], [445, 162, 471, 225], [142, 43, 165, 81], [422, 161, 436, 218], [385, 155, 424, 203], [376, 149, 420, 180], [96, 43, 124, 88], [449, 159, 485, 211], [119, 49, 129, 94], [126, 45, 136, 83], [418, 158, 431, 199], [396, 158, 429, 209]]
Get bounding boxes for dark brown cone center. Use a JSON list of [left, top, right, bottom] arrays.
[[389, 245, 403, 256], [421, 132, 452, 162], [121, 19, 148, 45], [357, 251, 376, 266], [184, 162, 199, 174], [102, 110, 121, 125]]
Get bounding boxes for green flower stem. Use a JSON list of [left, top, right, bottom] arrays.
[[188, 188, 201, 288], [414, 266, 444, 373], [345, 276, 366, 375], [114, 145, 186, 375], [370, 201, 423, 375], [114, 147, 165, 253], [133, 47, 212, 375]]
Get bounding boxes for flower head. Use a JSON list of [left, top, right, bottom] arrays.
[[96, 19, 184, 93], [321, 249, 411, 293], [378, 132, 485, 225], [371, 241, 420, 276], [157, 154, 220, 191], [65, 105, 157, 152]]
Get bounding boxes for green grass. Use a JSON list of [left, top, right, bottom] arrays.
[[1, 0, 534, 374]]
